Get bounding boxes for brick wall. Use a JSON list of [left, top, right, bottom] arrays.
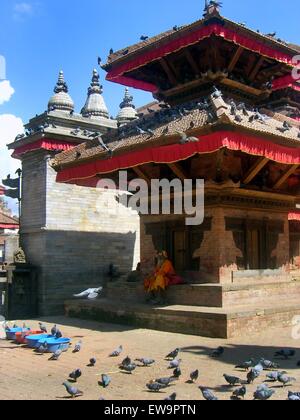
[[20, 150, 140, 315]]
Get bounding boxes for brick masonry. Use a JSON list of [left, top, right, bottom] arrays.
[[20, 150, 140, 315]]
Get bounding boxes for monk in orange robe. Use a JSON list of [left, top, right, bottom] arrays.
[[144, 251, 183, 304]]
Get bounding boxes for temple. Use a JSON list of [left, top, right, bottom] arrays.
[[7, 1, 300, 337]]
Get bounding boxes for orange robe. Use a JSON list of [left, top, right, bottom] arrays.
[[144, 259, 176, 292]]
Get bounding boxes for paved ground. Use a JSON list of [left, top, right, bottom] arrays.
[[0, 317, 300, 400]]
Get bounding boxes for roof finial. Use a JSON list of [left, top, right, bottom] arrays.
[[81, 69, 109, 119], [117, 87, 138, 124], [203, 1, 222, 17], [48, 71, 74, 113]]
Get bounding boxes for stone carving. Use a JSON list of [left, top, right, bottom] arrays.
[[13, 248, 26, 264]]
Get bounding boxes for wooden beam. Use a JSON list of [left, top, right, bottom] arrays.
[[274, 164, 299, 189], [185, 50, 200, 76], [249, 56, 265, 81], [243, 157, 269, 185], [159, 58, 177, 86], [228, 46, 244, 72], [167, 163, 188, 181], [132, 166, 151, 185]]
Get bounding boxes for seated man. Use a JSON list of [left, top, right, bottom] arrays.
[[144, 251, 184, 305]]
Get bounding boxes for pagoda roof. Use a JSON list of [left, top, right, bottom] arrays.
[[52, 94, 300, 183], [103, 13, 300, 90]]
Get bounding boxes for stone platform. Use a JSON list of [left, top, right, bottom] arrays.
[[64, 278, 300, 339]]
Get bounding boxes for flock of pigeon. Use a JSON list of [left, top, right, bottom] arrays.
[[3, 321, 299, 401]]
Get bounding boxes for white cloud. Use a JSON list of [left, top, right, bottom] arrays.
[[13, 2, 35, 20], [0, 81, 15, 105], [0, 114, 24, 213]]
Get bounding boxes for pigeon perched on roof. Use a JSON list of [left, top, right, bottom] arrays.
[[253, 384, 275, 400], [110, 345, 123, 358], [223, 374, 243, 386], [199, 387, 218, 401], [73, 287, 103, 300], [69, 369, 82, 383], [140, 35, 149, 41], [177, 131, 199, 144], [63, 382, 83, 398]]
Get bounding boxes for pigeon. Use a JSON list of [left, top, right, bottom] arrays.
[[63, 382, 83, 398], [253, 363, 264, 374], [232, 386, 247, 400], [49, 347, 62, 361], [162, 126, 169, 135], [253, 384, 275, 400], [121, 356, 132, 367], [237, 103, 249, 116], [36, 341, 48, 354], [70, 128, 81, 136], [265, 371, 282, 382], [211, 347, 225, 358], [110, 345, 123, 357], [166, 348, 180, 360], [277, 121, 293, 133], [173, 26, 179, 31], [235, 114, 243, 123], [212, 86, 222, 99], [288, 391, 300, 400], [275, 349, 296, 359], [100, 374, 111, 388], [51, 325, 58, 336], [55, 330, 63, 339], [89, 357, 97, 367], [69, 369, 82, 383], [260, 358, 280, 370], [97, 57, 102, 66], [73, 341, 82, 354], [199, 387, 218, 401], [135, 358, 155, 367], [122, 49, 129, 56], [278, 372, 296, 387], [109, 48, 114, 55], [73, 287, 103, 300], [247, 368, 261, 384], [190, 370, 199, 383], [165, 393, 177, 401], [229, 100, 237, 115], [266, 32, 277, 38], [140, 35, 149, 41], [155, 377, 177, 386], [223, 374, 242, 386], [147, 382, 168, 392], [235, 359, 255, 371], [39, 323, 47, 334], [176, 131, 199, 144], [119, 363, 137, 374], [168, 359, 182, 369], [173, 368, 182, 379]]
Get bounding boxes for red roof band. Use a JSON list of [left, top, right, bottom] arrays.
[[56, 131, 300, 184], [106, 24, 296, 92]]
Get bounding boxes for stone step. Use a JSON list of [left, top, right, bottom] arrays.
[[64, 298, 300, 339], [104, 280, 300, 308]]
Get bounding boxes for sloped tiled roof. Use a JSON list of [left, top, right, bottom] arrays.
[[52, 94, 300, 170], [0, 211, 19, 226]]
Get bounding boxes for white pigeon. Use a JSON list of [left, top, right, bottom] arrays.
[[73, 287, 103, 300]]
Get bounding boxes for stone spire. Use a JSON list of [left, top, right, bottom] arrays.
[[48, 71, 74, 113], [81, 69, 109, 119], [117, 88, 138, 124]]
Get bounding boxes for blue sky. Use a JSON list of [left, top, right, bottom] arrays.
[[0, 0, 300, 212]]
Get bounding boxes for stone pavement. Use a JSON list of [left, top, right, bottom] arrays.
[[0, 317, 299, 400]]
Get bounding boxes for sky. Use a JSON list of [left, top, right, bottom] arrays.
[[0, 0, 300, 212]]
